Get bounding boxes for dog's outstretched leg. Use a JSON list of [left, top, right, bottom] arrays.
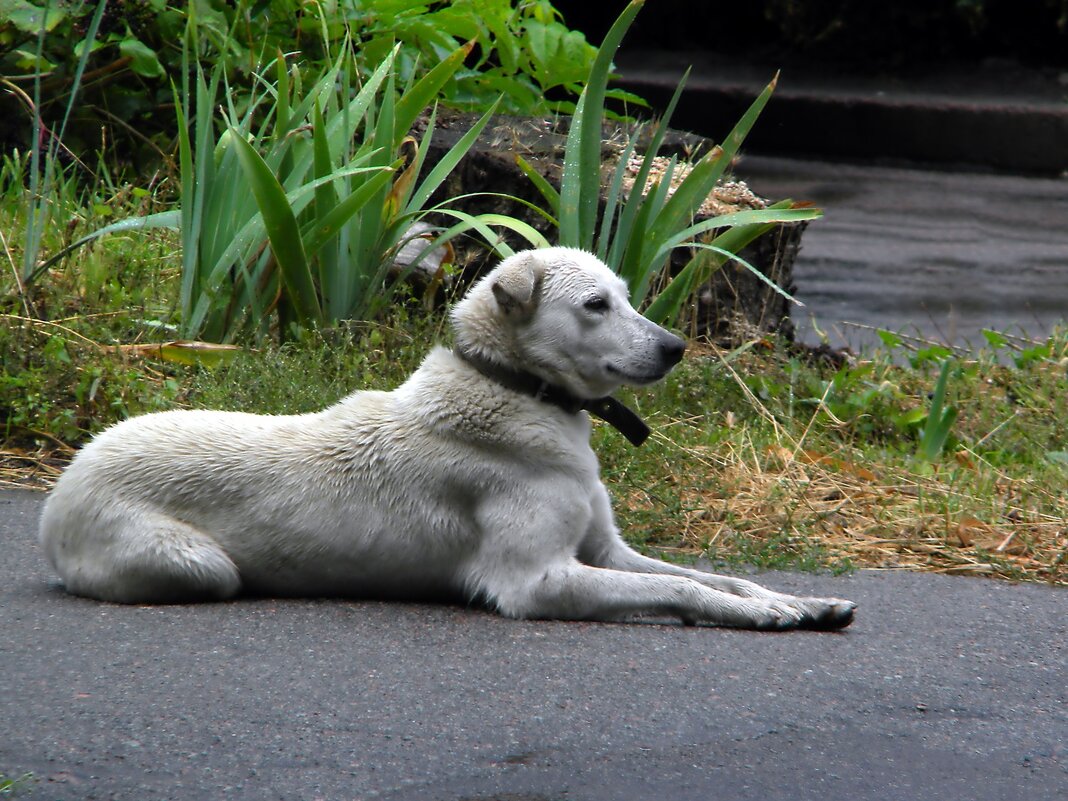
[[483, 560, 809, 630], [589, 541, 855, 630], [41, 508, 241, 604], [577, 490, 856, 630]]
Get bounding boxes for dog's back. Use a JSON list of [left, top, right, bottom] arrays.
[[38, 346, 592, 604]]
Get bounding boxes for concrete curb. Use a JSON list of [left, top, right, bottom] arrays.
[[616, 50, 1068, 175]]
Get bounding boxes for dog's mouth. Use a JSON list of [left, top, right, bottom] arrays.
[[604, 364, 672, 386]]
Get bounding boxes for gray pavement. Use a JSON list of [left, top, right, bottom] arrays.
[[739, 155, 1068, 350], [617, 50, 1068, 174], [2, 488, 1066, 800], [618, 48, 1068, 351]]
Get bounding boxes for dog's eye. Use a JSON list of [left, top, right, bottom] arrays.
[[583, 296, 609, 312]]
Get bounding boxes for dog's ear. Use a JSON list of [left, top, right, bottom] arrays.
[[491, 251, 541, 315]]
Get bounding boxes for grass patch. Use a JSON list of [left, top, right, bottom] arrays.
[[2, 174, 1064, 581], [3, 285, 1065, 584], [595, 339, 1067, 583]]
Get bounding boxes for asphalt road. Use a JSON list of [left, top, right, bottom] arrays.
[[1, 488, 1065, 801], [739, 156, 1068, 351]]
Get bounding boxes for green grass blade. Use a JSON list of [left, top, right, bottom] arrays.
[[650, 204, 822, 265], [275, 51, 291, 142], [352, 72, 396, 282], [406, 98, 502, 213], [565, 0, 645, 246], [721, 72, 779, 162], [643, 221, 798, 325], [425, 191, 559, 229], [303, 169, 395, 254], [174, 81, 196, 331], [641, 147, 728, 260], [596, 126, 642, 261], [920, 360, 957, 461], [312, 99, 337, 211], [604, 69, 689, 264], [327, 46, 397, 156], [31, 211, 181, 281], [430, 209, 552, 257], [176, 62, 222, 334], [608, 146, 678, 272], [280, 50, 345, 143], [230, 131, 322, 327], [312, 98, 341, 316], [516, 153, 560, 217], [188, 216, 269, 340], [558, 88, 586, 247], [691, 239, 801, 304], [394, 42, 472, 140], [619, 170, 674, 294]]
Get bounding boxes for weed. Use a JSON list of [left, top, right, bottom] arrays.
[[594, 334, 1067, 583], [0, 772, 35, 798], [2, 311, 1065, 582], [520, 0, 820, 327], [916, 360, 959, 463]]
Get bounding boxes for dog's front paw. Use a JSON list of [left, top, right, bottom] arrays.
[[797, 597, 856, 630], [750, 600, 805, 631]]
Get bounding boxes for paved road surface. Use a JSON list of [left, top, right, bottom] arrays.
[[1, 489, 1065, 800], [740, 156, 1068, 351]]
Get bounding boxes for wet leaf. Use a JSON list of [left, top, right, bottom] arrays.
[[119, 36, 165, 78], [116, 341, 242, 367]]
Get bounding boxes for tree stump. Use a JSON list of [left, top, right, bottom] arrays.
[[414, 110, 807, 344]]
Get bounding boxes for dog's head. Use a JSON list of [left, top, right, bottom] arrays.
[[451, 248, 685, 399]]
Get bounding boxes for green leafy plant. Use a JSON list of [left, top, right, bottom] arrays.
[[518, 0, 821, 327], [983, 327, 1057, 368], [175, 34, 551, 341], [5, 0, 108, 286], [34, 28, 551, 342], [1, 0, 632, 175], [340, 0, 641, 116], [783, 359, 904, 442], [916, 359, 959, 462], [220, 46, 509, 339]]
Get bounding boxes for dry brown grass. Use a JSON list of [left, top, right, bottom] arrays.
[[5, 334, 1065, 586], [597, 331, 1068, 584], [687, 444, 1063, 582], [0, 445, 69, 490]]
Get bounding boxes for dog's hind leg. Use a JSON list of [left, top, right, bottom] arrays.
[[45, 509, 241, 604]]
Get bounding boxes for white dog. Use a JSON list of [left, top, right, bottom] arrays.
[[40, 247, 854, 630]]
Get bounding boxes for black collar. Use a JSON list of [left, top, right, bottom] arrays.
[[454, 346, 651, 447]]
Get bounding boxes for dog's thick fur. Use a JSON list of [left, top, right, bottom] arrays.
[[40, 248, 854, 630]]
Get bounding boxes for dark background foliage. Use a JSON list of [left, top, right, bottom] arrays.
[[556, 0, 1068, 69], [0, 0, 607, 172]]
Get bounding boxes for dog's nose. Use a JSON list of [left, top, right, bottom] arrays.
[[660, 334, 686, 366]]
